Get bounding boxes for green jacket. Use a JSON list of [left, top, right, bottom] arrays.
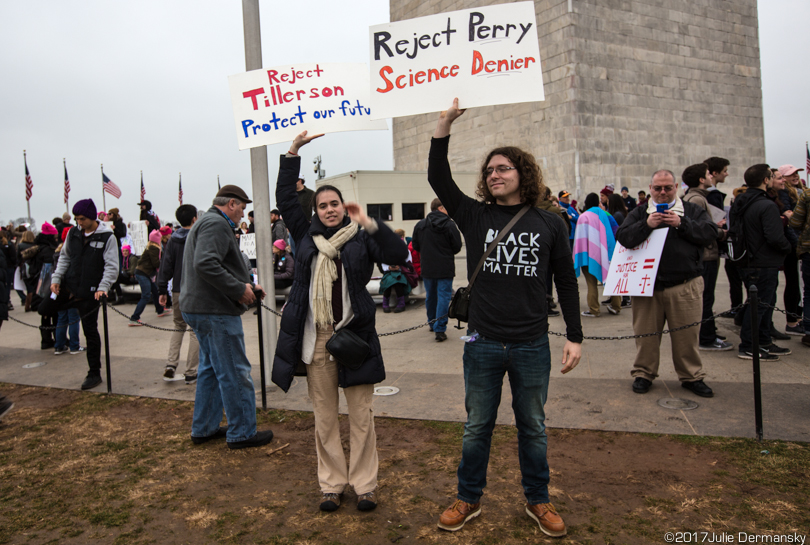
[[788, 188, 810, 257]]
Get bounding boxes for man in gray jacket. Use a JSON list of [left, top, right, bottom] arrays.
[[181, 185, 273, 449], [51, 198, 119, 390]]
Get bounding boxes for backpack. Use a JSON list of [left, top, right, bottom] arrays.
[[725, 192, 763, 265]]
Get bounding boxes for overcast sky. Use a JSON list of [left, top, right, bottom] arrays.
[[1, 1, 808, 227]]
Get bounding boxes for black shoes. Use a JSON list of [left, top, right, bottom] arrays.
[[81, 374, 102, 390], [762, 343, 791, 356], [191, 426, 228, 445], [769, 326, 790, 341], [227, 429, 274, 450], [357, 490, 377, 511], [681, 380, 714, 398], [738, 349, 779, 361], [547, 309, 561, 317], [435, 332, 447, 342], [632, 377, 652, 394]]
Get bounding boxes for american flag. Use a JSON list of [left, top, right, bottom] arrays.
[[103, 172, 122, 198], [178, 174, 183, 205], [64, 161, 70, 204], [140, 172, 146, 201], [24, 153, 33, 201]]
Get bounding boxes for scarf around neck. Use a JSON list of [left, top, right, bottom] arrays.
[[647, 196, 685, 217], [311, 221, 359, 327]]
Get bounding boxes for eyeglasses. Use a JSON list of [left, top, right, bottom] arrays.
[[651, 185, 675, 193], [484, 166, 517, 177]]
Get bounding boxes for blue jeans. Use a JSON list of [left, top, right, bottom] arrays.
[[131, 270, 163, 321], [183, 312, 257, 443], [457, 333, 551, 505], [54, 308, 81, 351], [738, 268, 778, 351], [424, 277, 454, 333]]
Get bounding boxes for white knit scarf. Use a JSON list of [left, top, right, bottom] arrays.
[[311, 221, 359, 327]]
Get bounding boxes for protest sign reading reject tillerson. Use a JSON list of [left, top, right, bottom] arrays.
[[368, 1, 544, 118]]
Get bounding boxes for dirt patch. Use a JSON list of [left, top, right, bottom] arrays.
[[0, 384, 807, 545]]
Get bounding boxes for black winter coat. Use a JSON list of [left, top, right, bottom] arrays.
[[272, 154, 409, 392], [616, 200, 719, 289], [411, 210, 462, 278], [730, 188, 791, 268]]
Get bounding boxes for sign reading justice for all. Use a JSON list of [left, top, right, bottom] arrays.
[[228, 63, 387, 149], [602, 229, 668, 297], [368, 2, 544, 119]]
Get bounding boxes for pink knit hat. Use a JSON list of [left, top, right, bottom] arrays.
[[148, 230, 162, 245], [40, 222, 58, 236], [273, 239, 287, 251]]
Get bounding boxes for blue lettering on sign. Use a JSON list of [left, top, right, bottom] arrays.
[[241, 106, 308, 138]]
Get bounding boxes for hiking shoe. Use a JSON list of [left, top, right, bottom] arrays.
[[191, 426, 228, 445], [435, 332, 447, 342], [320, 493, 341, 512], [0, 397, 14, 421], [185, 373, 198, 385], [163, 366, 184, 382], [54, 346, 69, 355], [357, 490, 377, 511], [606, 306, 619, 315], [699, 339, 734, 351], [581, 311, 598, 318], [785, 323, 804, 336], [525, 502, 566, 537], [681, 380, 714, 398], [81, 374, 103, 390], [438, 500, 481, 531], [227, 429, 274, 450], [70, 346, 86, 355], [128, 320, 143, 327], [769, 326, 790, 341], [632, 377, 652, 394], [157, 310, 172, 317], [737, 349, 778, 361], [762, 344, 791, 356]]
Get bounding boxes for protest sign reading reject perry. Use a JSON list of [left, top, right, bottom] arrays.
[[368, 1, 543, 119], [228, 63, 387, 150], [602, 229, 668, 297]]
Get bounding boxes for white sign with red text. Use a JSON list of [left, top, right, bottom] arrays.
[[602, 229, 668, 297], [368, 1, 544, 119], [228, 63, 387, 150]]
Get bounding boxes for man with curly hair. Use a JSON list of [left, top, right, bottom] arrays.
[[429, 99, 582, 538]]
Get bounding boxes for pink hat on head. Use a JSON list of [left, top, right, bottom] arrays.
[[273, 239, 287, 251], [122, 245, 131, 251], [778, 164, 804, 177], [159, 225, 172, 236], [40, 222, 58, 236], [148, 230, 162, 245]]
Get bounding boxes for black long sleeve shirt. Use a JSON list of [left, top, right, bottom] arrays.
[[428, 136, 583, 344]]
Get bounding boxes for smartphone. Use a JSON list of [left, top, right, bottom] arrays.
[[656, 203, 669, 213]]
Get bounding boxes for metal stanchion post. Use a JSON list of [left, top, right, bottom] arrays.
[[101, 297, 112, 394], [256, 300, 267, 411], [749, 285, 763, 441]]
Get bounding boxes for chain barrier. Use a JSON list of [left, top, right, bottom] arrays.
[[5, 300, 794, 340], [761, 303, 803, 321], [5, 303, 100, 331]]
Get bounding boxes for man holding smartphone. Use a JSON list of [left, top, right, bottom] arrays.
[[616, 170, 719, 398]]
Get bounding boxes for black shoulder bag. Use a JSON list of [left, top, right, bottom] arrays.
[[448, 204, 530, 327], [325, 326, 370, 371]]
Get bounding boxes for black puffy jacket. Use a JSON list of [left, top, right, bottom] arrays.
[[411, 210, 462, 279], [730, 188, 791, 268], [271, 154, 408, 392]]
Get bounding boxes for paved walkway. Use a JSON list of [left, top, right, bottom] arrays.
[[2, 270, 808, 442]]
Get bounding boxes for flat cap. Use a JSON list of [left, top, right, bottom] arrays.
[[216, 184, 252, 204]]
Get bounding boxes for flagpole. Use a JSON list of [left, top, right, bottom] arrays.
[[64, 158, 69, 214], [101, 164, 107, 213], [24, 150, 31, 221], [217, 174, 221, 190]]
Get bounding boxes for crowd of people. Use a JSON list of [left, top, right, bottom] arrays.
[[1, 105, 808, 537]]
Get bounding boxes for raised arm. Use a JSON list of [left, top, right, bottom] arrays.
[[276, 131, 324, 244], [428, 99, 470, 218]]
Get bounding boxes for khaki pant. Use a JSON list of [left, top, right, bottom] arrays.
[[307, 328, 378, 495], [631, 276, 706, 382], [582, 266, 620, 316], [167, 293, 199, 376]]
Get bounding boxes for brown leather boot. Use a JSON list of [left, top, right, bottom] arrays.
[[525, 502, 566, 537], [437, 499, 481, 531]]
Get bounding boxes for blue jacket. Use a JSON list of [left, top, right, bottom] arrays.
[[271, 154, 409, 392]]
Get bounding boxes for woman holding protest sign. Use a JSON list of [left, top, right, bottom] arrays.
[[271, 130, 408, 514]]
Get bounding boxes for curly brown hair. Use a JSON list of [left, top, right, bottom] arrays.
[[476, 147, 544, 207]]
